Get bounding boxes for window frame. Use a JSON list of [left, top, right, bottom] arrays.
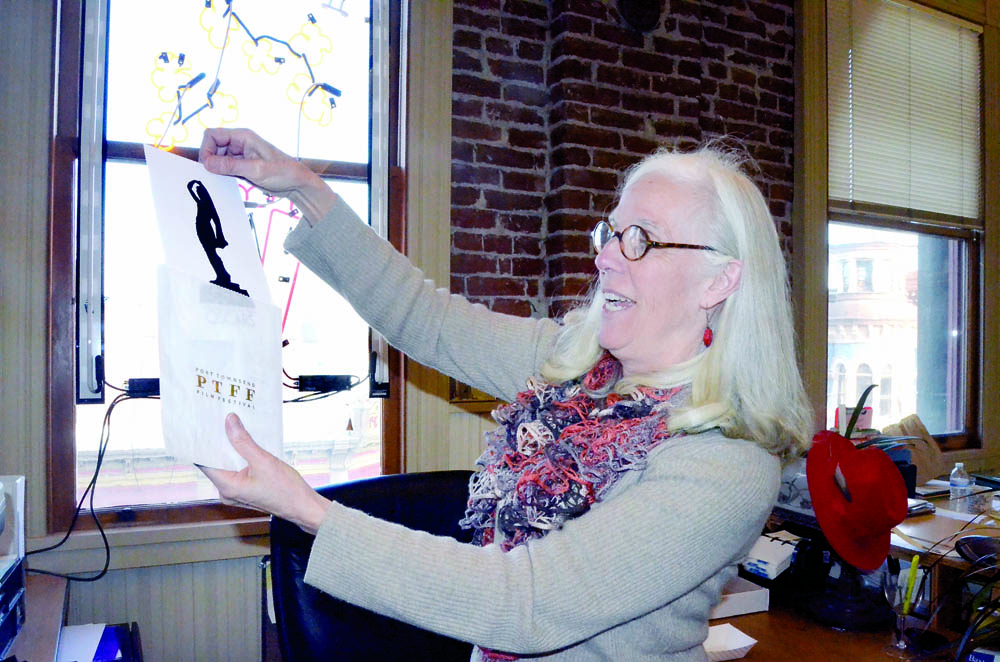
[[47, 0, 405, 533], [794, 0, 1000, 462], [828, 207, 982, 444]]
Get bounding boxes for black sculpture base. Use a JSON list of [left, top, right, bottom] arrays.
[[212, 278, 249, 297]]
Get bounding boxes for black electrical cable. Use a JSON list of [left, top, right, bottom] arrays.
[[26, 392, 157, 582], [103, 380, 127, 393], [25, 393, 123, 580], [284, 390, 338, 404]]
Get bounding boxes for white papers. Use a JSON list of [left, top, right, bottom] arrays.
[[915, 479, 951, 498], [57, 623, 106, 662], [742, 530, 800, 580], [907, 497, 936, 517], [145, 146, 282, 470], [703, 623, 757, 661]]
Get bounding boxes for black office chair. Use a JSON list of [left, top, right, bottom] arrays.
[[269, 470, 476, 662]]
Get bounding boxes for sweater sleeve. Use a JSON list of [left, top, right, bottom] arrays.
[[303, 432, 780, 655], [282, 197, 561, 402]]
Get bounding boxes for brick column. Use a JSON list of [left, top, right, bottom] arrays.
[[451, 0, 795, 318]]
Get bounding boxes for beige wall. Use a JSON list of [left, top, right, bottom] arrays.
[[67, 556, 263, 662], [1, 0, 55, 538], [401, 1, 497, 472]]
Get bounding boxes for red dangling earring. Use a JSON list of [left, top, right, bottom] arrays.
[[703, 312, 713, 348]]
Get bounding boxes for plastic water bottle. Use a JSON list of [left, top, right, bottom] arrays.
[[950, 462, 973, 510]]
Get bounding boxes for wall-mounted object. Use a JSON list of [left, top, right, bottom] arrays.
[[618, 0, 662, 32]]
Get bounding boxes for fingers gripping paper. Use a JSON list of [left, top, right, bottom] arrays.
[[145, 146, 282, 470]]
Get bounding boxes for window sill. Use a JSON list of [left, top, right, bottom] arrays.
[[25, 516, 270, 575]]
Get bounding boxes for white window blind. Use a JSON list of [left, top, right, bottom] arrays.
[[827, 0, 981, 221]]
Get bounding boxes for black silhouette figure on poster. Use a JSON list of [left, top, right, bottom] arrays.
[[187, 179, 248, 296]]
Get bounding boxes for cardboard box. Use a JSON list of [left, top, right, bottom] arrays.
[[709, 576, 769, 620]]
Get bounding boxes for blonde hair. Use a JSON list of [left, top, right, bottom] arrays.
[[540, 143, 813, 461]]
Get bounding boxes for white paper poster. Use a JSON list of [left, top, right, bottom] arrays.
[[144, 145, 270, 302], [145, 146, 282, 470]]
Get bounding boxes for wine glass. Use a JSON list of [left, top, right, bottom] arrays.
[[882, 560, 918, 659]]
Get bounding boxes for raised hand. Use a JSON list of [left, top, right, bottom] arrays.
[[199, 127, 336, 225], [198, 413, 331, 534]]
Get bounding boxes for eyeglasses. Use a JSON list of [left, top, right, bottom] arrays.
[[591, 220, 717, 261]]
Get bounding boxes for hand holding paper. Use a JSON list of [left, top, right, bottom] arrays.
[[199, 127, 337, 224], [199, 414, 331, 534]]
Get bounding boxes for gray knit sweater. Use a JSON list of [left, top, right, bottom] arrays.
[[284, 196, 780, 661]]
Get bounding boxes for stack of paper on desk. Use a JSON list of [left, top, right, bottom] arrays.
[[907, 497, 936, 517], [915, 478, 951, 498], [742, 530, 800, 580]]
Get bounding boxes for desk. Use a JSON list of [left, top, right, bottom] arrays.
[[724, 603, 893, 661], [9, 574, 69, 662], [752, 499, 1000, 658], [894, 506, 1000, 563], [892, 503, 1000, 630]]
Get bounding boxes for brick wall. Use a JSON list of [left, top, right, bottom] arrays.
[[450, 0, 795, 318]]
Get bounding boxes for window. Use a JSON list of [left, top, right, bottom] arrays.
[[855, 259, 873, 292], [835, 363, 847, 410], [856, 363, 873, 403], [50, 0, 402, 528], [823, 0, 982, 442], [880, 368, 892, 417]]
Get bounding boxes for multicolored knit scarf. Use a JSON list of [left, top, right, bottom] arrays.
[[460, 353, 687, 661]]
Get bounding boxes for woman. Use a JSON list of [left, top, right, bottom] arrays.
[[198, 128, 813, 661]]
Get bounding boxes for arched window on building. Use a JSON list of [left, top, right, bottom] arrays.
[[836, 363, 847, 408], [880, 366, 893, 417], [856, 259, 874, 292], [857, 363, 873, 405]]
